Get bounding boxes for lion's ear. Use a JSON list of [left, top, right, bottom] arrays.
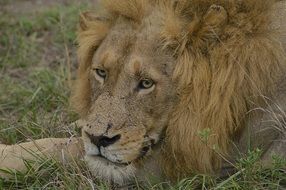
[[161, 3, 228, 55], [79, 11, 110, 31], [79, 12, 91, 31], [202, 5, 228, 32], [190, 4, 228, 51]]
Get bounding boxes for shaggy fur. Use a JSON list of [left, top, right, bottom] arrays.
[[70, 0, 286, 181], [161, 0, 286, 178]]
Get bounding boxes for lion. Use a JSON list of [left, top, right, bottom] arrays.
[[1, 0, 286, 186]]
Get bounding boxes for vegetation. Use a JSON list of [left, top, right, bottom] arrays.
[[0, 1, 285, 189]]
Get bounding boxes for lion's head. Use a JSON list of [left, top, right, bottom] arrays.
[[71, 0, 286, 185]]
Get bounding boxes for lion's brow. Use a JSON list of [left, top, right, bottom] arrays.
[[125, 59, 144, 76], [100, 51, 119, 68], [132, 60, 141, 75]]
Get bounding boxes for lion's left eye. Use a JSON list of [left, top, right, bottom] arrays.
[[138, 79, 154, 89], [95, 69, 107, 79]]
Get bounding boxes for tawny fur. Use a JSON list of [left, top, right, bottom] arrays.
[[0, 138, 83, 178], [71, 0, 286, 180]]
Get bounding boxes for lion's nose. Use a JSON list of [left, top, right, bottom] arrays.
[[85, 132, 121, 147]]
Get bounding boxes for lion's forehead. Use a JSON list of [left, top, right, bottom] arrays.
[[94, 11, 166, 72]]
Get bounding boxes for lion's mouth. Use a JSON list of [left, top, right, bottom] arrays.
[[89, 154, 131, 167], [88, 145, 151, 167]]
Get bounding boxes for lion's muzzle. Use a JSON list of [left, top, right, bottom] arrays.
[[80, 93, 149, 166]]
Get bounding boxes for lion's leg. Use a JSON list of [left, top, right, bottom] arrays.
[[260, 136, 286, 165], [254, 0, 286, 165], [0, 138, 84, 178], [220, 84, 286, 177], [234, 87, 286, 166], [230, 0, 286, 156]]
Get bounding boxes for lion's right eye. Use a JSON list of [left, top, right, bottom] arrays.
[[95, 69, 107, 79], [137, 78, 155, 95]]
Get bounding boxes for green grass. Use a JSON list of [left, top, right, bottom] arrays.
[[0, 1, 285, 189], [0, 150, 285, 189], [0, 2, 83, 144]]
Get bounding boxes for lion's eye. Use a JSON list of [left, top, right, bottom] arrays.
[[95, 69, 107, 79], [138, 79, 154, 89]]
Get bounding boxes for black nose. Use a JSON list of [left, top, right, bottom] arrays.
[[85, 132, 121, 147]]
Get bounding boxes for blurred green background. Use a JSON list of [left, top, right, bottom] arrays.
[[0, 0, 95, 145]]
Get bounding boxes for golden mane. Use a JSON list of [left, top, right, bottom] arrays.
[[72, 0, 286, 180], [160, 0, 286, 179]]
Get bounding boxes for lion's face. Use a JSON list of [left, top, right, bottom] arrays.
[[80, 17, 177, 184]]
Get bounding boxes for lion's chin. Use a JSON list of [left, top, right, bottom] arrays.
[[85, 155, 136, 185]]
